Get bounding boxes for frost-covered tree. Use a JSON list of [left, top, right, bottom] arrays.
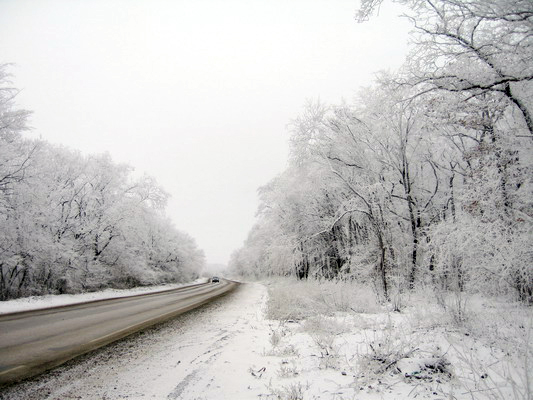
[[230, 75, 531, 302], [230, 0, 532, 303], [0, 67, 204, 299], [358, 0, 533, 136]]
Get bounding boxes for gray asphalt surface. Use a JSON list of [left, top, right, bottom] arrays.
[[0, 279, 238, 386]]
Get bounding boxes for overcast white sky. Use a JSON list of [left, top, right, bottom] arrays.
[[0, 0, 410, 265]]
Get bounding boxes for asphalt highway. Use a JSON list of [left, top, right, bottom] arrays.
[[0, 279, 239, 386]]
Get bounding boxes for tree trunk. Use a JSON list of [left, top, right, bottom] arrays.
[[402, 158, 418, 289], [376, 230, 389, 301]]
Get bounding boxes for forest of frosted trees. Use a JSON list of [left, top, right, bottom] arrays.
[[0, 65, 204, 300], [230, 0, 533, 303]]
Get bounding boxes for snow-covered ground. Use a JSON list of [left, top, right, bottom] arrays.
[[1, 282, 275, 399], [1, 280, 531, 400], [259, 280, 532, 400], [0, 278, 208, 314]]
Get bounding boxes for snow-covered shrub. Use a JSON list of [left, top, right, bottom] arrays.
[[316, 279, 381, 313], [302, 315, 350, 336], [270, 329, 282, 348], [267, 344, 299, 358], [426, 214, 532, 304], [356, 322, 423, 384], [266, 279, 332, 321], [266, 278, 381, 322], [302, 315, 349, 370], [266, 381, 308, 400], [276, 360, 299, 378]]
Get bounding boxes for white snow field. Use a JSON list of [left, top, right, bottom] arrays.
[[1, 280, 531, 400], [261, 279, 532, 400]]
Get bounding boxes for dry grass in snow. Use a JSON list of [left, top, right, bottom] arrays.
[[260, 278, 532, 400]]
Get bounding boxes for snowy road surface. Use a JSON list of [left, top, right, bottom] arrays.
[[0, 283, 273, 399], [0, 280, 238, 388]]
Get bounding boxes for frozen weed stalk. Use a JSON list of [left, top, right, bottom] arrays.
[[312, 330, 340, 370], [270, 329, 282, 348], [266, 343, 299, 358], [302, 315, 350, 370], [356, 321, 419, 383], [446, 321, 532, 400], [277, 360, 299, 378], [266, 381, 309, 400]]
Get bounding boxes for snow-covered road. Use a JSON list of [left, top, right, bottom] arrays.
[[1, 283, 274, 400]]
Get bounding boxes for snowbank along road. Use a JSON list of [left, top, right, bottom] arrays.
[[0, 279, 238, 387]]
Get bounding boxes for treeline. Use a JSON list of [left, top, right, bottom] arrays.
[[230, 0, 533, 303], [0, 65, 204, 300]]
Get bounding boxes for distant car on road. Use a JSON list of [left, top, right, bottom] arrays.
[[211, 276, 220, 283]]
